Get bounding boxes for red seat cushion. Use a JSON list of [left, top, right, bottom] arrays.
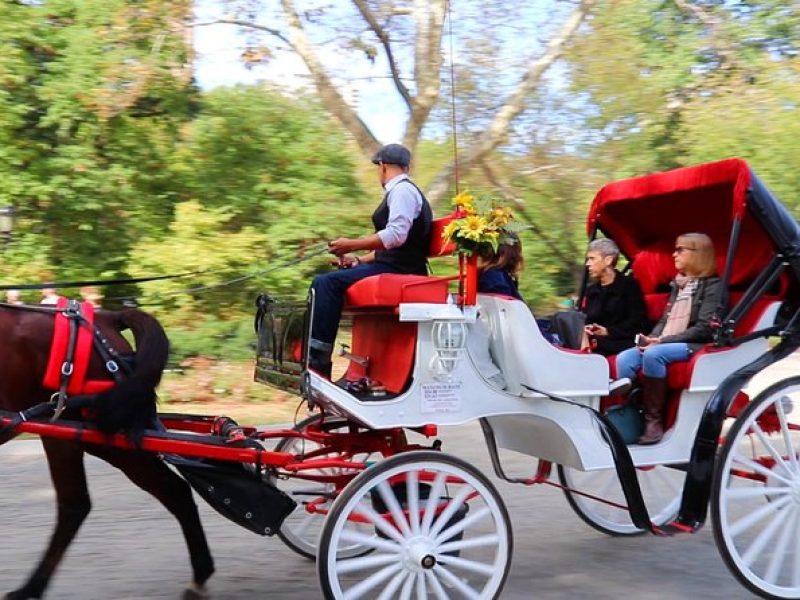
[[632, 248, 676, 294], [345, 274, 449, 308]]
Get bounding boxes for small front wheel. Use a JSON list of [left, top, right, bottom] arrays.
[[274, 414, 375, 560], [712, 376, 800, 599], [317, 451, 512, 599]]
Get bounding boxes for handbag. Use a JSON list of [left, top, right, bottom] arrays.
[[605, 403, 644, 445], [549, 310, 586, 349]]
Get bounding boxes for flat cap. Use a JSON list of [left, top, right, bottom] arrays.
[[371, 143, 411, 167]]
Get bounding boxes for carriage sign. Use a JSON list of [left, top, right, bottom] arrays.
[[420, 381, 463, 413]]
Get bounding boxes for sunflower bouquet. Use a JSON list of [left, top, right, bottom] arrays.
[[441, 191, 520, 255]]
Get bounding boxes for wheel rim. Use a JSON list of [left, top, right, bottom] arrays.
[[276, 430, 373, 559], [319, 452, 511, 599], [716, 380, 800, 598], [559, 463, 684, 535]]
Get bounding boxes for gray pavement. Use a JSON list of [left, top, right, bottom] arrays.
[[6, 349, 796, 599]]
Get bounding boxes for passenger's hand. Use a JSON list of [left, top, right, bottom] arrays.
[[585, 323, 608, 337], [637, 334, 660, 350], [328, 237, 357, 256]]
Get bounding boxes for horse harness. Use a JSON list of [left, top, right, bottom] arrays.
[[0, 300, 132, 421]]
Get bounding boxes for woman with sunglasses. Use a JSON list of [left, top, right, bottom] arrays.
[[614, 232, 720, 444]]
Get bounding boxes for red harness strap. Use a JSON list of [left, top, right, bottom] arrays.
[[43, 299, 113, 395]]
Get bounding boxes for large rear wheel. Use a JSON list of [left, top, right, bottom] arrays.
[[317, 451, 512, 600], [712, 376, 800, 599], [557, 462, 685, 536]]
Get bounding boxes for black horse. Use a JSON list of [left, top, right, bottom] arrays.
[[0, 304, 214, 599]]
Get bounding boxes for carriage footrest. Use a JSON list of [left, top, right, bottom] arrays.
[[166, 455, 296, 536]]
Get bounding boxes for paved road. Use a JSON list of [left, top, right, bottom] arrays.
[[6, 352, 797, 599]]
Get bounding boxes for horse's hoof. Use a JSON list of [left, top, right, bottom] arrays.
[[182, 584, 209, 600]]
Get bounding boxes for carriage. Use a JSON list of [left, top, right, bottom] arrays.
[[4, 157, 800, 599]]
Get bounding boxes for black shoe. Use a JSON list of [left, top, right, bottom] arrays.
[[308, 351, 332, 379]]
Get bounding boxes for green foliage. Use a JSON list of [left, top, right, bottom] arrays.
[[166, 314, 256, 363], [4, 0, 800, 359], [0, 0, 194, 281], [567, 0, 800, 202], [130, 85, 370, 340]]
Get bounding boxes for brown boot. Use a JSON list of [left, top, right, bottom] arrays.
[[638, 376, 668, 445]]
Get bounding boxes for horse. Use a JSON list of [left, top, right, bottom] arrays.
[[0, 302, 214, 600]]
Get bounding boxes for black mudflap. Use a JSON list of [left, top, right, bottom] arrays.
[[167, 455, 296, 536]]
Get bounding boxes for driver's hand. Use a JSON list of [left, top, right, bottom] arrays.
[[328, 237, 355, 256], [336, 254, 359, 269]]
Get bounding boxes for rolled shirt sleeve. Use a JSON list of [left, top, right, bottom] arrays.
[[376, 175, 423, 249]]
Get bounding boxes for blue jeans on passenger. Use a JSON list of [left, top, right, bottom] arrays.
[[310, 262, 402, 352], [615, 343, 691, 380]]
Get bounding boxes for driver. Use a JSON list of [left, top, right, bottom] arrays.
[[308, 143, 432, 378]]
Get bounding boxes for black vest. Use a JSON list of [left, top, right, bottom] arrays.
[[372, 179, 432, 275]]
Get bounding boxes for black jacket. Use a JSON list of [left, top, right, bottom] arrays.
[[651, 276, 721, 351], [582, 272, 648, 356]]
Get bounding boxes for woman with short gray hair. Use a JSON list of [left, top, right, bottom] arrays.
[[587, 238, 620, 267]]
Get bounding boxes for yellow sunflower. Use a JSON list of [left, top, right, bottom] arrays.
[[441, 220, 459, 242], [489, 206, 512, 227], [452, 191, 476, 215], [460, 215, 489, 242]]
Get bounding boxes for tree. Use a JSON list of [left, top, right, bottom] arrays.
[[197, 1, 596, 202], [566, 0, 800, 211], [0, 0, 195, 283], [128, 85, 369, 357]]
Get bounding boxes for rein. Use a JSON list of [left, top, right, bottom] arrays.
[[0, 241, 331, 305], [0, 271, 204, 292]]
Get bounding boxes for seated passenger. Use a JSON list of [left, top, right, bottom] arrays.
[[614, 233, 720, 444], [468, 234, 524, 389], [582, 238, 647, 356], [477, 233, 523, 300]]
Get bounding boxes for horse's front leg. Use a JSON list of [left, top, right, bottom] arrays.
[[5, 439, 91, 600]]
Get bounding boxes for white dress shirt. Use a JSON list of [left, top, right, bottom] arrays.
[[376, 174, 423, 249]]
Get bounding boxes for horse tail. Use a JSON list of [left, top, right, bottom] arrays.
[[91, 309, 170, 438]]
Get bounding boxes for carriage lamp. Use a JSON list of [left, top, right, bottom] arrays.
[[0, 205, 13, 247], [431, 320, 467, 378]]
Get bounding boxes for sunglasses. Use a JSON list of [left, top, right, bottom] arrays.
[[674, 246, 696, 254]]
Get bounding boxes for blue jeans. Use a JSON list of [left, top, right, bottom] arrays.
[[615, 343, 691, 380], [309, 262, 401, 352]]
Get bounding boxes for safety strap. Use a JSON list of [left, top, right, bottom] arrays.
[[52, 300, 82, 420]]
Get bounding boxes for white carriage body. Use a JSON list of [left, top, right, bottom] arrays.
[[307, 294, 782, 471]]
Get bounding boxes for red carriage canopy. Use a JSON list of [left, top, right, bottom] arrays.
[[586, 158, 800, 295]]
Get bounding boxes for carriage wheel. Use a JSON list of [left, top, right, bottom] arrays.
[[712, 376, 800, 599], [317, 451, 512, 600], [274, 414, 375, 560], [557, 462, 685, 536]]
